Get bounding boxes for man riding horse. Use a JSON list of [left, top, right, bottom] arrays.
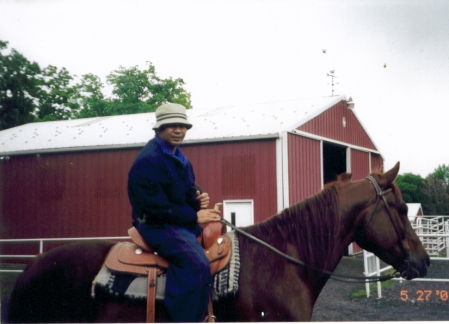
[[127, 103, 221, 322]]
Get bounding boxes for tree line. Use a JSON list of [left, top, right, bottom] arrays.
[[396, 164, 449, 215], [0, 40, 192, 131]]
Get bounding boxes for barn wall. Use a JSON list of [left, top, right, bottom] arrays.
[[1, 149, 139, 240], [371, 153, 384, 173], [297, 102, 377, 150], [182, 139, 278, 224], [1, 139, 279, 241], [350, 149, 370, 181], [287, 133, 322, 204]]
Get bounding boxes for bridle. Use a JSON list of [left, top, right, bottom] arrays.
[[365, 176, 413, 278], [219, 176, 413, 283]]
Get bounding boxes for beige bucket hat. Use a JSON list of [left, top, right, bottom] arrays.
[[152, 103, 193, 130]]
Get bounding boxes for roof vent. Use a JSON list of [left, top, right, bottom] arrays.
[[346, 97, 355, 109]]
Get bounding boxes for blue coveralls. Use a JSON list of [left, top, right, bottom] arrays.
[[128, 136, 211, 322]]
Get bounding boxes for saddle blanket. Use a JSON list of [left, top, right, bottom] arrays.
[[91, 231, 240, 301]]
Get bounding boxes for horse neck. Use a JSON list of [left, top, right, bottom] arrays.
[[245, 186, 345, 276], [336, 179, 376, 248]]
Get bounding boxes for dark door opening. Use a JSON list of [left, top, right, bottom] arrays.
[[323, 142, 347, 185]]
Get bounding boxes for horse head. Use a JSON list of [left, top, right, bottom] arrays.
[[351, 162, 430, 280]]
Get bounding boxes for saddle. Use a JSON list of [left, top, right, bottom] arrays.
[[103, 221, 231, 323]]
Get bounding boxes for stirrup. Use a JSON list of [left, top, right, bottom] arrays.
[[204, 294, 216, 322], [203, 315, 216, 323]]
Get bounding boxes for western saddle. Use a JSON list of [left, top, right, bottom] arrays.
[[103, 210, 231, 323]]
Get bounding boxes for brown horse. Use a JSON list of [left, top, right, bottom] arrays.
[[8, 162, 429, 322]]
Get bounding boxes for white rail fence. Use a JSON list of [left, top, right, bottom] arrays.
[[0, 236, 129, 273], [364, 216, 449, 298]]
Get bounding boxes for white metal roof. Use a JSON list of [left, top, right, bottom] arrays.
[[407, 203, 424, 217], [1, 95, 355, 156]]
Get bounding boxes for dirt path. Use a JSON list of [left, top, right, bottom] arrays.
[[312, 254, 449, 321]]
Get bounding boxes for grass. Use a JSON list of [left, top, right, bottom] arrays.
[[351, 269, 397, 298]]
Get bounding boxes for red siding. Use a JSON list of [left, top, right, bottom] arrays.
[[350, 149, 370, 181], [182, 140, 278, 223], [298, 102, 377, 150], [288, 134, 322, 204], [371, 153, 384, 173], [1, 150, 138, 240], [1, 140, 279, 242]]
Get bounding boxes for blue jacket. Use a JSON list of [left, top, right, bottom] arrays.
[[128, 136, 201, 233]]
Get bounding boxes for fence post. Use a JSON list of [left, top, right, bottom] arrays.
[[446, 221, 449, 257], [363, 250, 370, 298], [376, 257, 382, 299]]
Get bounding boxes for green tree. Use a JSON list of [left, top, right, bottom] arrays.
[[431, 164, 449, 186], [33, 65, 78, 121], [422, 176, 449, 215], [395, 173, 427, 203], [106, 63, 191, 115], [73, 73, 111, 118], [1, 40, 192, 126], [0, 40, 40, 130]]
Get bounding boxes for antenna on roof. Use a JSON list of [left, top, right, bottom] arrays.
[[326, 70, 339, 96]]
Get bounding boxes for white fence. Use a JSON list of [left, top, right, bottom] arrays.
[[0, 236, 129, 273], [364, 216, 449, 298]]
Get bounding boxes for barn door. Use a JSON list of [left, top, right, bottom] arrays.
[[322, 142, 347, 184], [223, 200, 254, 231]]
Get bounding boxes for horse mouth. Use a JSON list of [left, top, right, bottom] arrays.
[[399, 255, 430, 280]]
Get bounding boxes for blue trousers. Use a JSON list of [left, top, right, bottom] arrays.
[[136, 224, 211, 322]]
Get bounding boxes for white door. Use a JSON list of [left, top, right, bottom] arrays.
[[223, 200, 254, 231]]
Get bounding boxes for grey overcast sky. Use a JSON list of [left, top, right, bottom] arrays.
[[1, 0, 449, 177]]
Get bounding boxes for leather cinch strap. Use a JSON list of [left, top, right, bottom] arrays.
[[147, 268, 157, 322]]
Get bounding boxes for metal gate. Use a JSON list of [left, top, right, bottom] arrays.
[[363, 216, 449, 298]]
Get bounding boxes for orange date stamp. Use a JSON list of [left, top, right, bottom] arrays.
[[400, 289, 448, 301]]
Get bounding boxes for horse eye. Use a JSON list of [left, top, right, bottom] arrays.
[[398, 204, 408, 217]]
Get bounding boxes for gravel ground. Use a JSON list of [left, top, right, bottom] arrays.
[[2, 257, 448, 322], [312, 254, 449, 322]]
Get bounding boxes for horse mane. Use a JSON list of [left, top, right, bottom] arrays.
[[243, 177, 344, 279]]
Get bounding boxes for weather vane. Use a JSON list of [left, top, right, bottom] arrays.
[[326, 70, 338, 96]]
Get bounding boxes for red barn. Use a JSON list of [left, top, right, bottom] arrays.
[[0, 96, 383, 254]]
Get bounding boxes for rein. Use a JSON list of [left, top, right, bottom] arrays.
[[219, 176, 408, 283]]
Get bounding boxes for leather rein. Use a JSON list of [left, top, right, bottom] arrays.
[[220, 176, 408, 283]]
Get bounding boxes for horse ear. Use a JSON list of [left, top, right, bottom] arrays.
[[340, 172, 352, 183], [380, 162, 400, 187]]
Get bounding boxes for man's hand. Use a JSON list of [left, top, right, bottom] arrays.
[[196, 190, 210, 209], [197, 209, 221, 224]]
